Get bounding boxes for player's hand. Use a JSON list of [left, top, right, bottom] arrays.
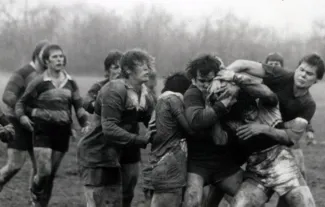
[[81, 125, 90, 134], [135, 134, 151, 149], [306, 131, 317, 145], [236, 124, 268, 140], [0, 124, 15, 143], [20, 115, 34, 132]]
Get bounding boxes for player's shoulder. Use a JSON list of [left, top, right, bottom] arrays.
[[101, 79, 127, 96], [15, 64, 35, 78], [184, 84, 200, 97]]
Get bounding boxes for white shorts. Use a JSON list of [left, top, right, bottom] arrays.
[[246, 145, 306, 196]]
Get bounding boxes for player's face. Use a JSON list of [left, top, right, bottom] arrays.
[[106, 62, 121, 80], [267, 60, 282, 67], [128, 61, 150, 83], [194, 70, 215, 94], [46, 49, 65, 72], [294, 61, 317, 89]]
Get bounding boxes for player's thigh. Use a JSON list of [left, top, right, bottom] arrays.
[[184, 172, 205, 206], [218, 169, 244, 196], [34, 147, 52, 175]]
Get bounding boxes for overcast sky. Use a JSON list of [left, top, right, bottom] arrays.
[[25, 0, 325, 37]]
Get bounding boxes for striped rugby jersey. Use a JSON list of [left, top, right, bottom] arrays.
[[2, 62, 41, 117], [15, 69, 88, 127]]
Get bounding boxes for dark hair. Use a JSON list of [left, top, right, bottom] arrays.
[[186, 54, 222, 79], [229, 91, 257, 121], [161, 72, 191, 95], [120, 49, 155, 78], [104, 50, 123, 71], [42, 44, 64, 63], [298, 53, 325, 80], [31, 40, 50, 62], [265, 52, 284, 67]]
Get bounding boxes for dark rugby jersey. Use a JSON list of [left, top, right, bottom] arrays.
[[15, 70, 88, 127], [184, 85, 239, 171], [77, 79, 154, 168], [83, 78, 110, 114], [262, 64, 316, 123], [2, 62, 41, 117]]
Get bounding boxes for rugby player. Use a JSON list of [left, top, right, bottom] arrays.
[[16, 44, 90, 206], [77, 49, 155, 207]]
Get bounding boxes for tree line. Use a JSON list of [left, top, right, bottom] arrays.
[[0, 0, 324, 76]]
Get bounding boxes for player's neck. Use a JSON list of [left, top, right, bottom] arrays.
[[293, 85, 308, 97], [48, 69, 61, 79], [126, 77, 142, 93]]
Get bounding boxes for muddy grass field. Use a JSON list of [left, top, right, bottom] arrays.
[[0, 74, 324, 207]]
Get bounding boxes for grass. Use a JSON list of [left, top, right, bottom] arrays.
[[0, 73, 324, 206]]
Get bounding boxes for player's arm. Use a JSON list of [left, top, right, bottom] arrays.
[[282, 118, 309, 145], [15, 77, 42, 131], [101, 83, 149, 148], [232, 73, 278, 106], [236, 123, 294, 146], [83, 82, 102, 114], [3, 70, 26, 108], [184, 87, 229, 131], [170, 95, 194, 135], [224, 60, 289, 81], [226, 60, 267, 78]]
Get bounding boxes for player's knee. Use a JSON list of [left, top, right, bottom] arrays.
[[6, 161, 23, 172], [6, 153, 27, 172]]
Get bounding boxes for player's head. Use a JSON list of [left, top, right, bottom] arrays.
[[186, 54, 223, 94], [120, 49, 155, 84], [294, 53, 325, 89], [265, 52, 284, 67], [104, 50, 123, 80], [161, 72, 191, 95], [32, 40, 50, 69]]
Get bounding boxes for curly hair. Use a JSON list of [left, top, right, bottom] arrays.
[[186, 54, 222, 79], [120, 49, 155, 78]]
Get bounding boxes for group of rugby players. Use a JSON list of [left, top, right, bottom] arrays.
[[0, 40, 323, 207]]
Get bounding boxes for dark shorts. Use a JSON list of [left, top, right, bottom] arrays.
[[120, 146, 141, 164], [188, 160, 240, 186], [34, 123, 71, 152], [7, 117, 33, 151], [79, 166, 122, 187]]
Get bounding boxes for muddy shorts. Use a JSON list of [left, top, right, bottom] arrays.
[[290, 148, 306, 178], [245, 145, 306, 196], [7, 117, 33, 150], [151, 142, 187, 193]]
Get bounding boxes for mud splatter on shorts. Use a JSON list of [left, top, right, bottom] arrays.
[[245, 145, 306, 196]]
